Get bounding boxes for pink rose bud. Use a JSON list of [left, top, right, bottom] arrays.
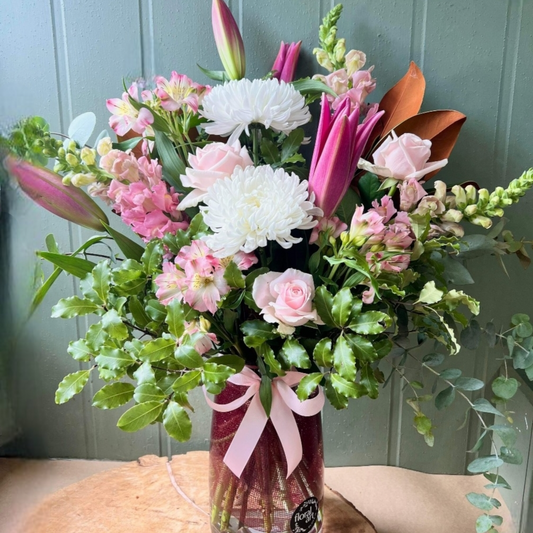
[[372, 132, 448, 181], [4, 155, 109, 231], [179, 142, 253, 210], [252, 269, 324, 334]]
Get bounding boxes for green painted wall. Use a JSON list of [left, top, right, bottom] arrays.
[[1, 1, 532, 523]]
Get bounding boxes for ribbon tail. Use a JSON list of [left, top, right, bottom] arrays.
[[270, 388, 303, 479], [223, 392, 268, 478]]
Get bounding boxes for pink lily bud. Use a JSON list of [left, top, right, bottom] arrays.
[[271, 41, 302, 82], [212, 0, 246, 80], [4, 155, 109, 231], [309, 95, 384, 217]]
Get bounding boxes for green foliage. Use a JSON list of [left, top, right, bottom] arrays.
[[55, 369, 92, 404], [117, 401, 164, 432], [92, 383, 134, 409], [163, 402, 192, 442]]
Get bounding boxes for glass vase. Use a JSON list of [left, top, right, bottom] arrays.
[[209, 377, 324, 533]]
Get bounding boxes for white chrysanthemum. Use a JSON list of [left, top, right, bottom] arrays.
[[201, 79, 311, 145], [201, 165, 322, 257]]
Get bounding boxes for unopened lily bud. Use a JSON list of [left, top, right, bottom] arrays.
[[465, 185, 477, 204], [97, 136, 113, 157], [65, 153, 78, 167], [314, 49, 334, 71], [80, 147, 96, 166], [334, 38, 346, 62], [212, 0, 246, 80], [345, 49, 366, 76], [470, 215, 492, 229], [434, 180, 447, 203], [451, 185, 467, 208], [71, 173, 96, 187], [4, 156, 109, 231], [441, 209, 463, 223]]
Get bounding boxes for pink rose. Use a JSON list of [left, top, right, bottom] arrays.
[[372, 132, 448, 181], [179, 142, 253, 210], [252, 269, 324, 334], [399, 178, 428, 211]]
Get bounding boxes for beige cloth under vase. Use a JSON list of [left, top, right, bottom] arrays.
[[0, 451, 515, 533]]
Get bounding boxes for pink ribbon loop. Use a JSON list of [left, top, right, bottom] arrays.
[[205, 367, 325, 479]]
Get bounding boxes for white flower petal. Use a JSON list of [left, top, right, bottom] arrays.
[[201, 79, 311, 141], [201, 165, 322, 257]]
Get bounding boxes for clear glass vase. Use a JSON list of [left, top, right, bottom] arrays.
[[209, 378, 324, 533]]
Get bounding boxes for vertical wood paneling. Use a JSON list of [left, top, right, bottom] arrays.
[[1, 8, 532, 517]]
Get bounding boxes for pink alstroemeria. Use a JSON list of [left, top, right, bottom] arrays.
[[182, 262, 230, 314], [106, 83, 154, 136], [176, 240, 220, 274], [347, 205, 386, 247], [212, 0, 246, 80], [155, 72, 209, 113], [309, 216, 348, 244], [155, 262, 187, 305], [4, 156, 108, 231], [271, 41, 302, 83], [309, 94, 384, 217]]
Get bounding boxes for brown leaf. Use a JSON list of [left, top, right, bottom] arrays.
[[379, 62, 426, 139], [392, 109, 467, 180], [117, 130, 144, 159]]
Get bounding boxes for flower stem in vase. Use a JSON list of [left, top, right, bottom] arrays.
[[220, 475, 238, 531]]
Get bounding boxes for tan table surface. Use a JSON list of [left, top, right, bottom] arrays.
[[0, 452, 515, 533]]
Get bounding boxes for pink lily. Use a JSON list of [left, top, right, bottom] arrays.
[[271, 41, 302, 82], [309, 94, 384, 217], [4, 155, 109, 231], [212, 0, 246, 80]]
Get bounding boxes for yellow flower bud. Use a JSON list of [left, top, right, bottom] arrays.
[[71, 173, 96, 187], [465, 185, 477, 204], [65, 153, 78, 167], [470, 215, 492, 229], [334, 38, 346, 62], [97, 137, 113, 157], [314, 49, 334, 72], [441, 209, 463, 223], [80, 147, 96, 166], [434, 180, 447, 203], [345, 50, 366, 76], [464, 204, 478, 216], [451, 185, 467, 209], [68, 140, 77, 152]]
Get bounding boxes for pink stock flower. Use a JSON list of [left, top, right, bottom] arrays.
[[155, 72, 210, 113], [359, 131, 448, 182], [179, 142, 253, 210], [100, 150, 140, 183], [399, 178, 428, 211], [155, 262, 187, 305], [347, 205, 386, 247], [271, 41, 302, 83], [252, 269, 324, 334], [309, 95, 384, 217], [106, 84, 154, 136], [309, 216, 348, 244]]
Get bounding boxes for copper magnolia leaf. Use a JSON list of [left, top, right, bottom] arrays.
[[392, 109, 467, 180], [379, 62, 426, 139], [117, 129, 143, 159]]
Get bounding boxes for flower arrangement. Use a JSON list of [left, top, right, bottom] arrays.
[[2, 2, 533, 532]]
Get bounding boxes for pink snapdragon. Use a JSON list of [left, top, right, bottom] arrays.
[[309, 216, 348, 245], [100, 150, 140, 183], [155, 72, 210, 113], [106, 83, 154, 136], [399, 178, 428, 211], [315, 67, 376, 111]]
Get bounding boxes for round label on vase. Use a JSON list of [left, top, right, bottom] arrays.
[[290, 497, 319, 533]]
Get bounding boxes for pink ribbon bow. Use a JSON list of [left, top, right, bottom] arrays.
[[205, 366, 325, 479]]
